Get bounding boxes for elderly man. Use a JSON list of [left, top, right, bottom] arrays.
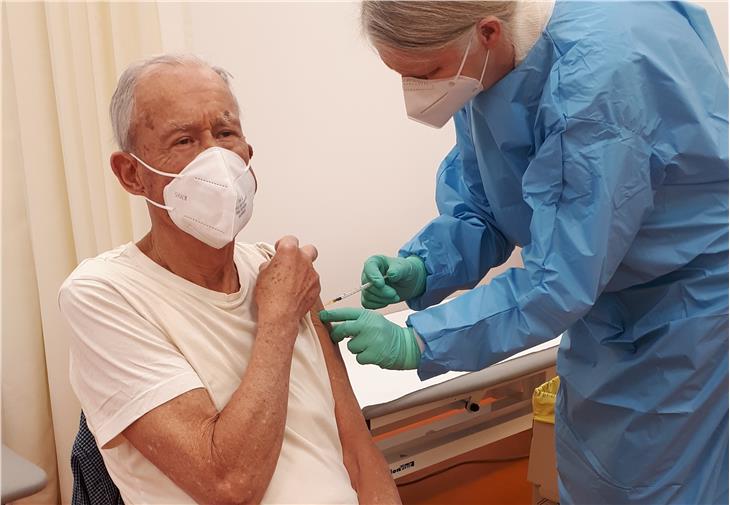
[[59, 54, 400, 505]]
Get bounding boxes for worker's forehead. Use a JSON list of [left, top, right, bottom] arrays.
[[376, 42, 464, 76]]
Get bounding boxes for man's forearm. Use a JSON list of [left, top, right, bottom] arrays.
[[209, 319, 298, 502], [124, 318, 299, 505], [351, 444, 401, 505], [335, 403, 401, 504]]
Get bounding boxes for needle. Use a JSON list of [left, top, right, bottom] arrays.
[[324, 282, 373, 306]]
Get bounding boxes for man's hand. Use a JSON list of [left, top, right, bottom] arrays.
[[319, 308, 421, 370], [255, 236, 320, 326]]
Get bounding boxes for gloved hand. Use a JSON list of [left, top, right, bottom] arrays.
[[360, 255, 427, 309], [319, 307, 421, 369]]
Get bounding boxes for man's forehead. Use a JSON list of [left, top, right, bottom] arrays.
[[133, 65, 240, 130], [135, 64, 235, 102], [139, 61, 218, 83], [221, 110, 236, 121]]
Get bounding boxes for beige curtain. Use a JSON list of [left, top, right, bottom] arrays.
[[2, 2, 188, 502]]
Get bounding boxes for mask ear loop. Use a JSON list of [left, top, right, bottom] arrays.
[[247, 161, 259, 193], [231, 153, 257, 192], [455, 34, 490, 90], [129, 153, 177, 211], [129, 153, 183, 178], [453, 36, 474, 80], [417, 36, 477, 115], [143, 196, 173, 211], [477, 49, 490, 87]]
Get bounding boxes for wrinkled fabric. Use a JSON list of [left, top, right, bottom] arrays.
[[399, 1, 728, 503], [71, 412, 124, 505]]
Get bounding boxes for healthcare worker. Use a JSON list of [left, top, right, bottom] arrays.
[[319, 1, 728, 503]]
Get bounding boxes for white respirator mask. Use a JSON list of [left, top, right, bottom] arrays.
[[402, 36, 490, 128], [131, 147, 256, 249]]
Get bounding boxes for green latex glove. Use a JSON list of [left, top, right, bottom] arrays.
[[319, 308, 421, 369], [360, 255, 427, 309]]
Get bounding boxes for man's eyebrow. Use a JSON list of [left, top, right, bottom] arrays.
[[162, 121, 196, 134]]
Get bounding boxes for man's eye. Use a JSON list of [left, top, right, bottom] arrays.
[[176, 137, 192, 145], [219, 130, 235, 138]]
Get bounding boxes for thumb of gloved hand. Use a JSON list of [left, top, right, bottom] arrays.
[[386, 256, 427, 301], [386, 261, 408, 282]]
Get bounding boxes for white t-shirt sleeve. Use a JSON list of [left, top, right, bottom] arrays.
[[59, 276, 204, 448]]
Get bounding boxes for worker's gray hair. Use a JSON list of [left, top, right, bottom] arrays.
[[360, 1, 516, 51], [110, 53, 237, 152]]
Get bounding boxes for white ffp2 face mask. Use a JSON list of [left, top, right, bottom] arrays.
[[131, 147, 256, 249], [402, 37, 490, 128]]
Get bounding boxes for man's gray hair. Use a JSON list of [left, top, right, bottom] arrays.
[[109, 54, 237, 152]]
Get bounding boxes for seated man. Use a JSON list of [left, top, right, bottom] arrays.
[[59, 54, 400, 505]]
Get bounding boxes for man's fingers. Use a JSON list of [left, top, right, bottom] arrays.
[[301, 244, 318, 262], [274, 237, 317, 263], [275, 235, 299, 251], [319, 307, 365, 323], [258, 260, 271, 272]]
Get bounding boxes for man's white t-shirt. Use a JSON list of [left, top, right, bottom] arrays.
[[59, 242, 358, 504]]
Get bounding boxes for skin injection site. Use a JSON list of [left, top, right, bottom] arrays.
[[3, 1, 729, 504]]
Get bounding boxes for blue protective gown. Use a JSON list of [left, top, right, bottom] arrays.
[[399, 2, 728, 503]]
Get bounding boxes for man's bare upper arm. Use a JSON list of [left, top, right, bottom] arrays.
[[311, 302, 402, 504], [311, 304, 369, 424], [310, 302, 374, 454]]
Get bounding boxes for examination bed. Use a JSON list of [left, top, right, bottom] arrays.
[[342, 306, 561, 481]]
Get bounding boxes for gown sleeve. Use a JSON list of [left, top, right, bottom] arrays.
[[410, 117, 655, 379], [400, 110, 515, 311]]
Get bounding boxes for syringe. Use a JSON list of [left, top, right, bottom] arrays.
[[324, 281, 373, 306]]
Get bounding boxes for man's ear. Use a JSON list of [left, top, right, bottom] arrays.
[[110, 152, 146, 196], [247, 144, 258, 192]]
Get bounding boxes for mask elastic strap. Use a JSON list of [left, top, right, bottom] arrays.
[[249, 165, 258, 193], [478, 49, 490, 85], [240, 153, 256, 192], [144, 196, 173, 211], [129, 153, 182, 178], [454, 36, 474, 79], [129, 153, 176, 210]]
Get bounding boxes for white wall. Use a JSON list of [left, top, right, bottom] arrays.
[[161, 1, 727, 312], [179, 2, 457, 310]]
